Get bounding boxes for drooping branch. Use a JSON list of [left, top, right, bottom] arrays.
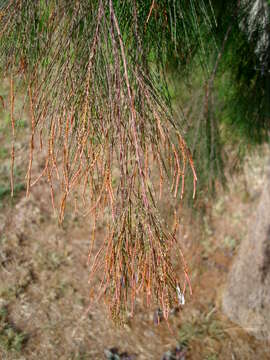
[[0, 0, 216, 320]]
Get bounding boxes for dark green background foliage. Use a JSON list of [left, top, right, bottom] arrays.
[[169, 0, 270, 201], [215, 1, 270, 142]]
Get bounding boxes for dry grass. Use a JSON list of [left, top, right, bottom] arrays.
[[0, 90, 270, 358]]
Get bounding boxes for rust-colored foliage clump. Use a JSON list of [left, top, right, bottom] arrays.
[[1, 0, 198, 321]]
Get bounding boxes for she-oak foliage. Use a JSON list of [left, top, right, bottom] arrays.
[[0, 0, 269, 321]]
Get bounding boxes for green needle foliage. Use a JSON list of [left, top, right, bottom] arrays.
[[170, 0, 270, 200]]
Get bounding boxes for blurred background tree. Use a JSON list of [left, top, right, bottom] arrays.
[[0, 0, 269, 321]]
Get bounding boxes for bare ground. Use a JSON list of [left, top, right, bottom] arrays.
[[0, 83, 270, 359]]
